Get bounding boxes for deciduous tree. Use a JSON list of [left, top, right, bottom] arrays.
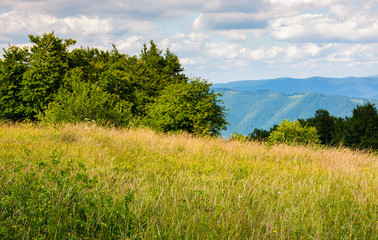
[[146, 78, 228, 136]]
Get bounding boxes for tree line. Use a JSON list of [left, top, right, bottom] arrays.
[[1, 32, 376, 149], [0, 33, 228, 136], [244, 102, 378, 150]]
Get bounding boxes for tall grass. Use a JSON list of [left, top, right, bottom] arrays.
[[0, 123, 377, 239]]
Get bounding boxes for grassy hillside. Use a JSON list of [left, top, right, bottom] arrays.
[[0, 123, 377, 239]]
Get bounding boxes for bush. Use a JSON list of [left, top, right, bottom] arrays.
[[230, 132, 249, 142], [40, 69, 132, 127], [267, 120, 320, 146]]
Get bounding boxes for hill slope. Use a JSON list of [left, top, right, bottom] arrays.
[[213, 88, 378, 136], [0, 124, 377, 239], [213, 76, 378, 99]]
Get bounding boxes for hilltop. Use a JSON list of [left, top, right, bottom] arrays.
[[213, 76, 378, 99], [0, 123, 377, 239]]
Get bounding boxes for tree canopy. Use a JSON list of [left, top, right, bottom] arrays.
[[247, 103, 378, 151], [298, 109, 336, 145], [343, 102, 378, 149], [0, 33, 228, 136], [146, 78, 228, 136]]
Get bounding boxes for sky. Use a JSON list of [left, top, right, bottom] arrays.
[[1, 0, 378, 83]]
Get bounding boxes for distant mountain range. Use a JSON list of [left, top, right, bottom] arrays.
[[212, 77, 378, 137], [213, 76, 378, 99]]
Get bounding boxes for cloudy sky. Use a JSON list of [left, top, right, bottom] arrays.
[[1, 0, 378, 83]]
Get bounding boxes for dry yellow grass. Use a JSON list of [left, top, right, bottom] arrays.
[[0, 123, 377, 239]]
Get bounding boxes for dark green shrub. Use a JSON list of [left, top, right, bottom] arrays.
[[248, 128, 271, 142]]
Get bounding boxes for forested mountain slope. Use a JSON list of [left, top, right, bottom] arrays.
[[213, 88, 378, 137]]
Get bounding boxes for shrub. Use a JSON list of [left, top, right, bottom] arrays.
[[40, 69, 132, 127], [230, 132, 249, 142], [267, 119, 320, 146]]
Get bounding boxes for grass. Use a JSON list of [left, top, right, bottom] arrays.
[[0, 123, 377, 239]]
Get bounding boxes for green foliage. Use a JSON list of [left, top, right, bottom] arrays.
[[68, 47, 116, 84], [0, 45, 29, 120], [253, 104, 378, 150], [297, 103, 378, 150], [0, 33, 228, 135], [146, 78, 228, 136], [268, 120, 321, 146], [248, 128, 270, 142], [331, 117, 347, 146], [343, 102, 378, 149], [248, 125, 278, 142], [298, 109, 337, 145], [20, 33, 76, 120], [40, 69, 132, 127], [0, 149, 135, 239], [131, 41, 187, 116], [230, 132, 249, 142]]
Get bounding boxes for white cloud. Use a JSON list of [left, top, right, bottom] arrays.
[[270, 2, 378, 43], [180, 57, 205, 65], [270, 0, 312, 4], [2, 0, 264, 20], [60, 15, 113, 35], [168, 32, 209, 53], [202, 42, 285, 61], [205, 42, 243, 59], [172, 32, 208, 42], [215, 30, 249, 41], [116, 36, 145, 54], [1, 0, 378, 82], [269, 0, 336, 6], [0, 10, 158, 50], [113, 19, 156, 34], [193, 12, 267, 30], [185, 39, 378, 69], [0, 11, 112, 37], [202, 41, 328, 62]]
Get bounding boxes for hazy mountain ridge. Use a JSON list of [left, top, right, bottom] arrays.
[[213, 87, 378, 137], [213, 76, 378, 99]]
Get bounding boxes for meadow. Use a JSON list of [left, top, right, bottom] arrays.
[[0, 123, 377, 239]]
